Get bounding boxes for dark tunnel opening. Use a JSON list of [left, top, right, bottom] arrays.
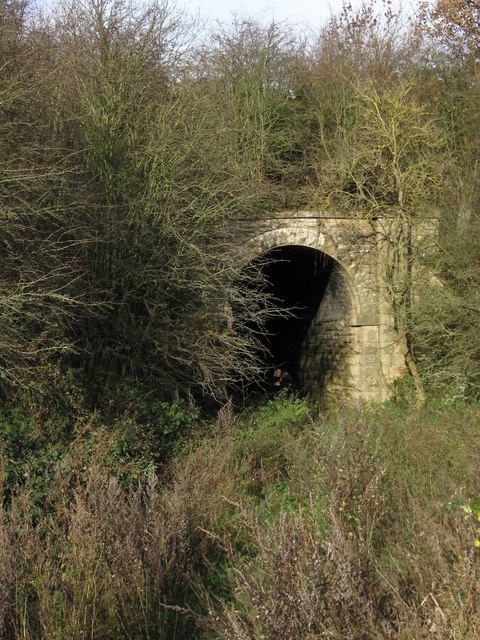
[[256, 245, 336, 386]]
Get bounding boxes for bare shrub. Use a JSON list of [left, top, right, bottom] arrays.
[[204, 508, 401, 640], [201, 411, 405, 639], [199, 404, 480, 639], [1, 400, 479, 638], [0, 417, 242, 639]]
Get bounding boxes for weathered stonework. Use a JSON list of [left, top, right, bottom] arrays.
[[235, 211, 437, 404]]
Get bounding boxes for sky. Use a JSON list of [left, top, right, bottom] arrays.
[[177, 0, 417, 30]]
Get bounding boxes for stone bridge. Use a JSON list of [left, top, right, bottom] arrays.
[[235, 211, 436, 404]]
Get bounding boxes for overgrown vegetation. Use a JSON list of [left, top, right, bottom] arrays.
[[1, 0, 479, 403], [1, 0, 480, 636], [0, 395, 479, 638]]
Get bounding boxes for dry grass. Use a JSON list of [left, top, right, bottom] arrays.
[[200, 402, 480, 639], [0, 398, 479, 639]]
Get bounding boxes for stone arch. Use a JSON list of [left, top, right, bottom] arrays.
[[242, 227, 362, 325], [243, 228, 363, 403], [232, 213, 434, 403]]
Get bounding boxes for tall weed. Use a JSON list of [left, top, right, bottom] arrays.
[[0, 397, 479, 638]]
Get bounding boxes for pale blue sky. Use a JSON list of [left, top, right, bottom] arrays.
[[36, 0, 420, 32], [178, 0, 417, 29]]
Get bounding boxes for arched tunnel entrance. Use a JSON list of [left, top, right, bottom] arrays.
[[254, 245, 354, 398]]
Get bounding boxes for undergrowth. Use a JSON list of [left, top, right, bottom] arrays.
[[0, 395, 479, 638]]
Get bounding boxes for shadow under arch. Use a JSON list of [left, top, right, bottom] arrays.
[[242, 227, 361, 324], [247, 242, 357, 400]]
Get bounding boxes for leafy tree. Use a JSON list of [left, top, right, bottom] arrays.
[[424, 0, 480, 65]]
